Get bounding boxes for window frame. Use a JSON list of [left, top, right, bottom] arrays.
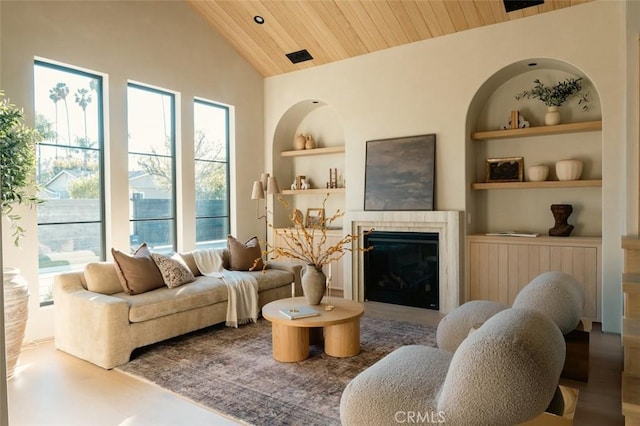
[[193, 97, 231, 249], [126, 82, 177, 253], [34, 59, 106, 306]]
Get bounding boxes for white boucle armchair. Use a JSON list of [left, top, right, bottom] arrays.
[[436, 271, 586, 353], [340, 308, 566, 426]]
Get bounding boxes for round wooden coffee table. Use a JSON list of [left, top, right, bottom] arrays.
[[262, 297, 364, 362]]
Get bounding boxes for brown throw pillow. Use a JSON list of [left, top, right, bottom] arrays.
[[111, 243, 164, 295], [227, 235, 263, 271]]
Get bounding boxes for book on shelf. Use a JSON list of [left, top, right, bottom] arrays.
[[485, 231, 540, 238], [279, 305, 320, 320]]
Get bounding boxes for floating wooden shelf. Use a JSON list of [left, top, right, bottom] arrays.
[[280, 146, 345, 157], [471, 179, 602, 190], [281, 188, 345, 195], [471, 120, 602, 140]]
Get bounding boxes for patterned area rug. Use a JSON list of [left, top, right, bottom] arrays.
[[116, 316, 437, 425]]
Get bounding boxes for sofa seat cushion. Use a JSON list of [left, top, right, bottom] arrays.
[[114, 269, 294, 323], [115, 275, 228, 323]]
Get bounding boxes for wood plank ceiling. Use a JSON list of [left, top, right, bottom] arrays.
[[187, 0, 590, 77]]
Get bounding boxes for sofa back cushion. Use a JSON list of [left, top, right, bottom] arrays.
[[84, 262, 122, 295], [179, 249, 230, 276]]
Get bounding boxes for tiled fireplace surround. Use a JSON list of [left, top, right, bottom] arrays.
[[344, 211, 463, 314]]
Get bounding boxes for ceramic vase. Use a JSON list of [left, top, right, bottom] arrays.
[[527, 165, 549, 182], [293, 133, 306, 150], [304, 135, 316, 150], [3, 267, 29, 378], [301, 264, 325, 305], [545, 106, 561, 126], [556, 159, 583, 181]]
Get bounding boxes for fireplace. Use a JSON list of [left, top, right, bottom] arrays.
[[364, 231, 439, 310], [344, 210, 462, 314]]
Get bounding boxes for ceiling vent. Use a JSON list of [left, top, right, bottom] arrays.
[[286, 49, 314, 64], [503, 0, 544, 13]]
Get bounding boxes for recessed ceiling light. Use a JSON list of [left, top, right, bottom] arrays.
[[253, 15, 264, 24]]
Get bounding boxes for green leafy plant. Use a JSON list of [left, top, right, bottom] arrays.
[[516, 77, 589, 110], [0, 91, 43, 244]]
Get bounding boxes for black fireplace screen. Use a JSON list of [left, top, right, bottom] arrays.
[[364, 231, 439, 310]]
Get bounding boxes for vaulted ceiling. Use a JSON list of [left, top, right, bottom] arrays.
[[187, 0, 591, 77]]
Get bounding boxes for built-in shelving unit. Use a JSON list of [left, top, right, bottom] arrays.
[[471, 179, 602, 190], [471, 120, 603, 191], [471, 120, 602, 140], [281, 146, 345, 157]]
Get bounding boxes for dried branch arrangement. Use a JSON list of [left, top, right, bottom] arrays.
[[253, 193, 373, 270]]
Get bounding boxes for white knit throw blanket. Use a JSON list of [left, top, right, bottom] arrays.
[[192, 249, 259, 328]]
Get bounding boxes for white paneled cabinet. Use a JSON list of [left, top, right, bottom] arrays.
[[467, 235, 601, 322]]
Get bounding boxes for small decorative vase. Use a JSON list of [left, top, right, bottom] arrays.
[[549, 204, 574, 237], [556, 159, 583, 181], [545, 106, 561, 126], [304, 134, 316, 150], [293, 133, 306, 150], [3, 267, 29, 378], [301, 264, 326, 305], [527, 165, 549, 182]]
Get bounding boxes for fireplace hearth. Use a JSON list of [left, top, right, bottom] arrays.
[[364, 231, 439, 310]]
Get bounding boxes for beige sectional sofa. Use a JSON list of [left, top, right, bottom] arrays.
[[53, 249, 301, 369]]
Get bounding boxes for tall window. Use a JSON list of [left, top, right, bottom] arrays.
[[34, 61, 105, 306], [127, 84, 176, 253], [194, 99, 230, 248]]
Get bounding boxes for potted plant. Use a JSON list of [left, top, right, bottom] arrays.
[[1, 91, 42, 378], [515, 77, 589, 125]]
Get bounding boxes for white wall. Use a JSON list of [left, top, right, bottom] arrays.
[[0, 0, 265, 341], [626, 0, 640, 236], [264, 1, 632, 333]]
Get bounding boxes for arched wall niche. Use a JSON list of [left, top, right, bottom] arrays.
[[465, 58, 603, 236], [271, 99, 345, 229]]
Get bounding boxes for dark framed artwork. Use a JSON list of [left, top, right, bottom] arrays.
[[485, 157, 524, 183], [364, 134, 436, 211]]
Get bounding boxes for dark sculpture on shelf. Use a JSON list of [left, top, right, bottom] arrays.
[[549, 204, 574, 237]]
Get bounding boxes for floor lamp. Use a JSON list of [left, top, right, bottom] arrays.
[[251, 173, 280, 243]]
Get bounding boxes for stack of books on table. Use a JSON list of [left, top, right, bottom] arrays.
[[280, 305, 319, 319]]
